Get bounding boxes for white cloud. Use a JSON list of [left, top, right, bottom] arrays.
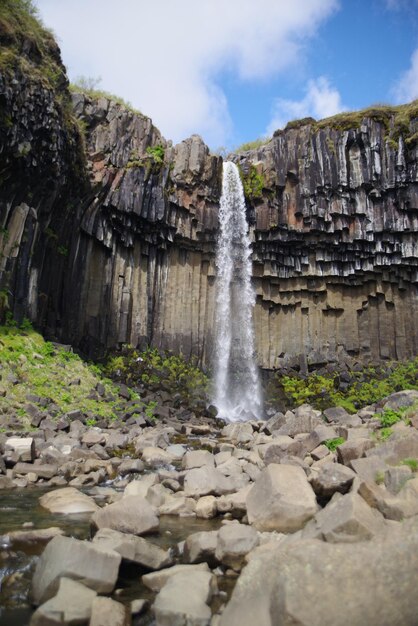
[[35, 0, 338, 147], [392, 48, 418, 103], [267, 76, 345, 135]]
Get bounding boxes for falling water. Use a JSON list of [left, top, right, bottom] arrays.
[[213, 161, 263, 422]]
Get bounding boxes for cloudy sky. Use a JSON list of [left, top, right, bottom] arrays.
[[35, 0, 418, 149]]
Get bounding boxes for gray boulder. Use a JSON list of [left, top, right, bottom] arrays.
[[142, 563, 210, 592], [39, 487, 99, 514], [215, 523, 259, 570], [246, 464, 317, 532], [310, 463, 356, 498], [90, 596, 131, 626], [183, 530, 218, 565], [31, 535, 121, 605], [302, 492, 387, 542], [92, 528, 173, 570], [91, 496, 159, 535], [153, 570, 214, 626], [219, 517, 418, 626], [30, 577, 97, 626], [183, 466, 235, 497]]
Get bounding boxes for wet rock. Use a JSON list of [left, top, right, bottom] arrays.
[[1, 527, 64, 548], [92, 528, 173, 570], [30, 577, 97, 626], [91, 495, 159, 535], [39, 487, 99, 514], [31, 535, 121, 605], [246, 464, 317, 532]]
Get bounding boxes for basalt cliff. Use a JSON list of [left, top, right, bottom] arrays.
[[1, 9, 417, 370]]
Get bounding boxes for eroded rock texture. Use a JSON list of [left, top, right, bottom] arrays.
[[0, 20, 417, 368]]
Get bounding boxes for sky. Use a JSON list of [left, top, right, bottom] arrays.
[[34, 0, 418, 150]]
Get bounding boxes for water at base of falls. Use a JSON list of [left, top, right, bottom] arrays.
[[212, 161, 263, 422]]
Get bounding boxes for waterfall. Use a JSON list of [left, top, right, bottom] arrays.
[[212, 161, 263, 422]]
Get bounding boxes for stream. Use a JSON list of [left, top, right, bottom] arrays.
[[0, 487, 226, 626]]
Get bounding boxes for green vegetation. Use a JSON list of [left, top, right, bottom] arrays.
[[324, 437, 345, 452], [239, 164, 265, 202], [146, 144, 165, 164], [400, 458, 418, 472], [104, 345, 209, 414], [0, 324, 136, 427], [282, 101, 418, 148], [275, 358, 418, 413], [377, 407, 407, 428], [378, 427, 394, 441], [69, 76, 142, 115], [234, 137, 270, 153]]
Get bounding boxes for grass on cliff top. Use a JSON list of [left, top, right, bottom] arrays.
[[69, 76, 142, 116], [282, 100, 418, 147], [0, 323, 137, 428]]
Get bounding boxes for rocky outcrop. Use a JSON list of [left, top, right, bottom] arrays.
[[1, 4, 417, 368]]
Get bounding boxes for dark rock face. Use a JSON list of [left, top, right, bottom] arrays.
[[0, 20, 417, 368]]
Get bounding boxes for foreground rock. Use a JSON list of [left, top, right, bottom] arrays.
[[91, 496, 159, 535], [219, 518, 418, 626], [39, 487, 99, 514], [92, 528, 173, 570], [30, 577, 97, 626], [246, 464, 317, 532], [31, 535, 121, 605], [90, 597, 131, 626], [153, 569, 215, 626]]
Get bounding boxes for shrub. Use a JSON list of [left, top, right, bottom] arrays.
[[324, 437, 345, 452]]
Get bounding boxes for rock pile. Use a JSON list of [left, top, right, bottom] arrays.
[[1, 390, 418, 625]]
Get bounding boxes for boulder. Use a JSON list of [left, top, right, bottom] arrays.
[[1, 527, 64, 548], [13, 462, 57, 479], [195, 495, 217, 519], [183, 530, 218, 565], [5, 437, 34, 462], [359, 478, 418, 521], [365, 433, 418, 465], [182, 450, 215, 469], [142, 563, 210, 592], [221, 422, 254, 443], [31, 535, 121, 605], [219, 517, 418, 626], [92, 528, 173, 570], [183, 467, 235, 497], [141, 446, 176, 466], [382, 390, 418, 410], [124, 474, 159, 498], [323, 407, 362, 427], [215, 523, 259, 570], [337, 439, 375, 466], [91, 496, 159, 535], [30, 577, 97, 626], [89, 597, 131, 626], [277, 405, 322, 436], [246, 464, 317, 532], [153, 570, 214, 626], [310, 463, 356, 499], [302, 492, 387, 542], [39, 487, 99, 514]]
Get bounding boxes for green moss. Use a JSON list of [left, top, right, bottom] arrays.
[[146, 145, 165, 164], [273, 358, 418, 413], [69, 78, 142, 116], [324, 437, 345, 452], [239, 164, 265, 202], [400, 458, 418, 472], [0, 326, 133, 425], [234, 137, 270, 153]]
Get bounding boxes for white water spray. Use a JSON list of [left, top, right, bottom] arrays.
[[213, 161, 262, 422]]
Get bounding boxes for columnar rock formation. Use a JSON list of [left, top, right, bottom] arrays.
[[0, 13, 417, 368]]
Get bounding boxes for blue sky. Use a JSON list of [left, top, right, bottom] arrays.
[[35, 0, 418, 150]]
